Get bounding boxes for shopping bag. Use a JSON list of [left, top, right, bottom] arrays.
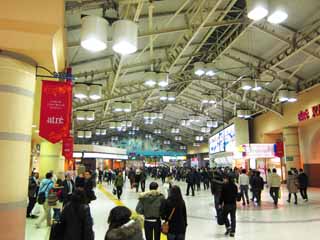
[[278, 190, 282, 199]]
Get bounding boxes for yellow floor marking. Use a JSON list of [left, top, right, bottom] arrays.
[[98, 184, 167, 240]]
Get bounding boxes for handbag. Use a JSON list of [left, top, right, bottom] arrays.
[[236, 192, 242, 202], [112, 188, 117, 195], [161, 208, 175, 235]]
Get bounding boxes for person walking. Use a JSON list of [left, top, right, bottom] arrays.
[[63, 173, 75, 206], [287, 170, 299, 204], [140, 169, 147, 192], [26, 171, 39, 218], [161, 186, 187, 240], [114, 171, 124, 200], [135, 169, 142, 192], [136, 182, 165, 240], [84, 170, 96, 204], [238, 169, 250, 206], [298, 168, 309, 201], [186, 169, 195, 196], [251, 171, 264, 206], [195, 169, 201, 191], [269, 168, 281, 206], [219, 176, 238, 237], [211, 170, 224, 215], [105, 206, 143, 240], [59, 189, 94, 240], [202, 168, 210, 190], [35, 172, 54, 228]]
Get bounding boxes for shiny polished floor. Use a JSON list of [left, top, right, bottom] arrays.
[[26, 178, 320, 240]]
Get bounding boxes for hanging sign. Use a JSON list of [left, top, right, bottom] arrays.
[[275, 141, 284, 158], [62, 137, 74, 160], [39, 80, 72, 143]]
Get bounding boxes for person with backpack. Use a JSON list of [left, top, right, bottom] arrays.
[[35, 172, 54, 228], [136, 182, 165, 240], [160, 185, 187, 240]]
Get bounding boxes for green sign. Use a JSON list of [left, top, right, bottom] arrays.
[[286, 156, 294, 162]]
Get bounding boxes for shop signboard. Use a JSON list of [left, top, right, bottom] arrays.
[[39, 80, 72, 143], [298, 103, 320, 122], [242, 144, 275, 158]]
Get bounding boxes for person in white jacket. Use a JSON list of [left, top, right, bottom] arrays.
[[239, 169, 250, 206]]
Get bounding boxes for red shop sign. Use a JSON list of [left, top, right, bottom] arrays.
[[298, 104, 320, 122], [275, 141, 284, 158], [62, 137, 74, 160], [39, 80, 72, 143]]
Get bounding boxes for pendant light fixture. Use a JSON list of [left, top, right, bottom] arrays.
[[194, 62, 205, 76], [205, 63, 216, 77], [207, 120, 218, 128], [74, 84, 88, 99], [181, 119, 190, 126], [112, 20, 138, 55], [247, 0, 269, 21], [241, 80, 254, 90], [77, 131, 85, 138], [81, 15, 108, 52], [175, 136, 182, 141], [144, 72, 157, 87], [237, 109, 252, 119], [85, 131, 92, 139], [101, 129, 107, 135], [157, 73, 169, 87], [85, 111, 95, 121], [89, 85, 102, 100], [76, 111, 86, 121], [267, 1, 288, 24]]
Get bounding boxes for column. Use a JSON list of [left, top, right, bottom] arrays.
[[0, 52, 36, 240], [283, 127, 301, 171], [39, 141, 65, 178]]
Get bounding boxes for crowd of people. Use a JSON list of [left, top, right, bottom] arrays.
[[26, 165, 309, 239]]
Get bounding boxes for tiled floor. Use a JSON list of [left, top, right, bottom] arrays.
[[26, 178, 320, 239]]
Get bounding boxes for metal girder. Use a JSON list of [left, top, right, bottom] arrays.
[[253, 23, 320, 62], [163, 0, 225, 72], [259, 23, 320, 73]]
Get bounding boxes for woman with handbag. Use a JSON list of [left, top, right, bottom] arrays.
[[160, 185, 187, 240]]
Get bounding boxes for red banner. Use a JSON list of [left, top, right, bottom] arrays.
[[39, 80, 72, 143], [275, 141, 284, 158], [62, 137, 74, 160]]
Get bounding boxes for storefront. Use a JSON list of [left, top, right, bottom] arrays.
[[253, 85, 320, 187], [73, 144, 128, 171], [235, 144, 283, 181]]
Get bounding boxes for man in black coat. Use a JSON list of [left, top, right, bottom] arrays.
[[186, 169, 195, 196], [84, 171, 96, 204], [219, 176, 238, 237], [298, 168, 309, 201], [251, 171, 264, 206], [26, 172, 39, 218]]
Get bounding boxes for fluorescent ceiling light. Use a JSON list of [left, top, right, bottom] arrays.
[[252, 86, 262, 91], [89, 85, 102, 100], [241, 80, 254, 90], [268, 10, 288, 24], [287, 91, 297, 102]]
